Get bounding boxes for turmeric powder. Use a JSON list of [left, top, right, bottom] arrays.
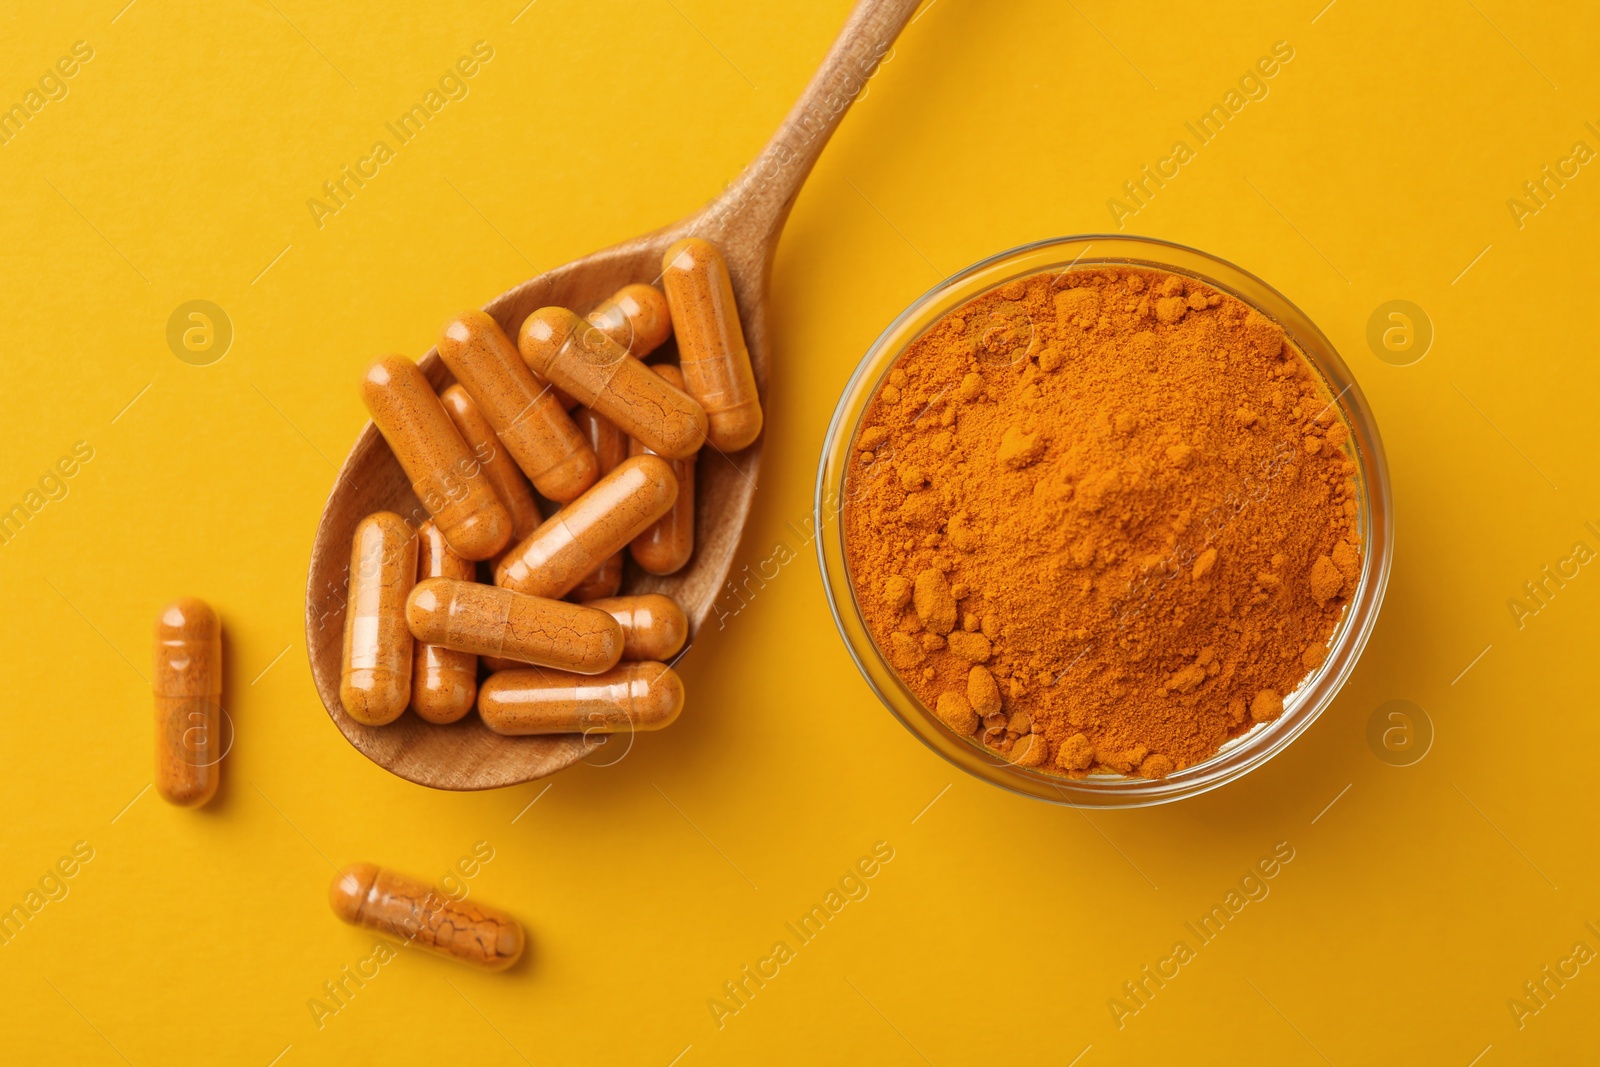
[[843, 266, 1362, 778]]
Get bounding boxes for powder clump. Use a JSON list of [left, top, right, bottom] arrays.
[[843, 266, 1362, 779]]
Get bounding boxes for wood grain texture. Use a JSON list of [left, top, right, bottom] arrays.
[[305, 0, 924, 790]]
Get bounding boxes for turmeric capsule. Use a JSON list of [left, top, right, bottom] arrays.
[[410, 523, 477, 723], [340, 512, 418, 726], [439, 385, 542, 550], [586, 283, 673, 361], [518, 307, 707, 460], [582, 594, 688, 661], [629, 364, 697, 575], [568, 407, 628, 601], [361, 356, 512, 561], [477, 662, 684, 735], [407, 577, 622, 675], [438, 309, 598, 503], [661, 237, 764, 452], [152, 597, 222, 807], [544, 287, 667, 411], [330, 863, 523, 971], [495, 454, 678, 599]]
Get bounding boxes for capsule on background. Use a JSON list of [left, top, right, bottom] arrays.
[[407, 577, 622, 675], [582, 594, 688, 662], [330, 863, 523, 971], [586, 283, 673, 361], [439, 385, 542, 552], [361, 356, 511, 561], [410, 523, 477, 724], [495, 455, 677, 600], [438, 310, 597, 503], [661, 237, 764, 452], [567, 407, 628, 601], [629, 364, 697, 576], [340, 512, 418, 725], [518, 306, 706, 460], [152, 597, 223, 807], [477, 662, 684, 735]]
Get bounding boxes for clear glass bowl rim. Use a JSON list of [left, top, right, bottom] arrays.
[[814, 234, 1394, 808]]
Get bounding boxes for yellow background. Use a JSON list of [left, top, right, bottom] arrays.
[[2, 0, 1596, 1063]]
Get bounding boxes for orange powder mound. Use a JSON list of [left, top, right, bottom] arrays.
[[842, 266, 1362, 778]]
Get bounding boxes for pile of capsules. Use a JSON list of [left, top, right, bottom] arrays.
[[340, 236, 762, 741], [146, 238, 761, 969]]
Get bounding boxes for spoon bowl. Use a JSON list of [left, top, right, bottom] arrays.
[[305, 0, 922, 790]]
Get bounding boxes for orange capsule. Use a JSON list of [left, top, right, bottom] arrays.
[[153, 597, 222, 807], [361, 356, 511, 561], [477, 662, 684, 735], [661, 237, 763, 452], [582, 594, 688, 661], [438, 310, 598, 503], [544, 287, 673, 411], [340, 512, 418, 726], [330, 863, 524, 971], [439, 385, 542, 551], [407, 578, 622, 675], [586, 283, 673, 361], [410, 523, 477, 723], [496, 455, 677, 599], [629, 364, 696, 575], [518, 307, 706, 460], [567, 407, 628, 601]]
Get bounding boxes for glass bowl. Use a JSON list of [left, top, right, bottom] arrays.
[[815, 235, 1392, 807]]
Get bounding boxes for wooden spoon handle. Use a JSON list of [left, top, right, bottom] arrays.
[[702, 0, 924, 248]]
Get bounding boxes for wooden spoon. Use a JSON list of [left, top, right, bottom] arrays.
[[304, 0, 924, 790]]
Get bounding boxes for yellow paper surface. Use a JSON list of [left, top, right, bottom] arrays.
[[1, 1, 1596, 1062]]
